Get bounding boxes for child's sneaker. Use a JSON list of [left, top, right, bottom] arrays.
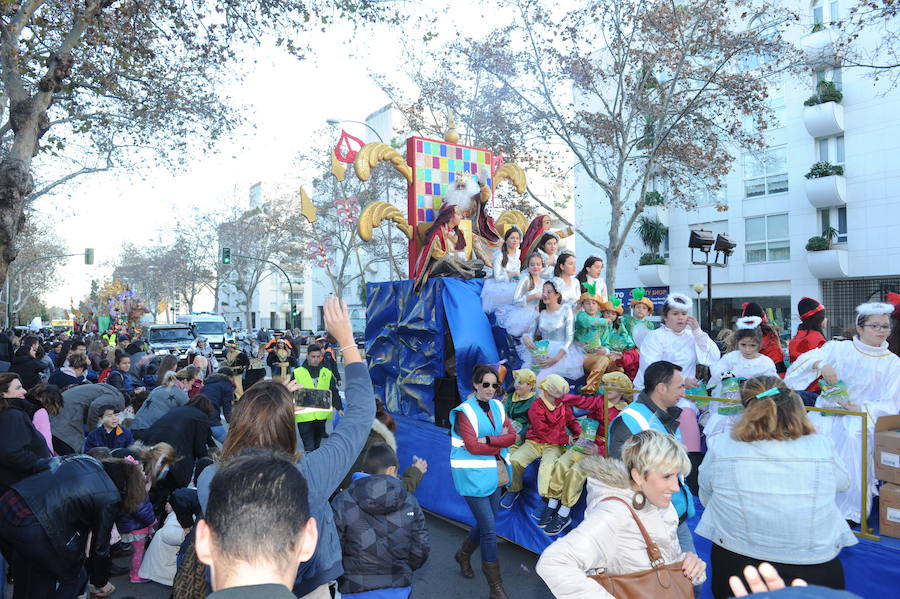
[[499, 491, 519, 509], [534, 504, 556, 528], [129, 576, 150, 584], [544, 513, 572, 536]]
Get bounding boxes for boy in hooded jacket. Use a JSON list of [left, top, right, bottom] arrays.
[[331, 443, 429, 598]]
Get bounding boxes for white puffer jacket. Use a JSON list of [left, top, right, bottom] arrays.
[[536, 456, 704, 599]]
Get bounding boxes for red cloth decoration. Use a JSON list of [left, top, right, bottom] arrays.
[[334, 129, 366, 164]]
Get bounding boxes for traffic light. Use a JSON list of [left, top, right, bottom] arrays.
[[221, 247, 231, 264], [291, 304, 298, 316], [84, 248, 94, 265]]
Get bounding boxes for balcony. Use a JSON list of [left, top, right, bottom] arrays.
[[800, 28, 838, 67], [805, 174, 846, 209], [807, 248, 849, 279], [803, 101, 844, 138], [638, 263, 670, 287]]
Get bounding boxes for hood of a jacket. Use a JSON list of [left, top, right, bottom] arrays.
[[347, 473, 407, 516], [203, 373, 233, 386], [579, 456, 635, 510], [370, 418, 397, 450]]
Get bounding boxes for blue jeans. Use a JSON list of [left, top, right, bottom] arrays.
[[0, 514, 87, 599], [463, 488, 502, 563], [211, 425, 227, 443]]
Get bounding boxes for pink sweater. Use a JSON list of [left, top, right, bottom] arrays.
[[32, 408, 55, 456]]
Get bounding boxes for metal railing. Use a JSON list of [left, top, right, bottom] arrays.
[[601, 386, 878, 541]]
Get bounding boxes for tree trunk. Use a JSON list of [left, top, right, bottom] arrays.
[[604, 247, 619, 298]]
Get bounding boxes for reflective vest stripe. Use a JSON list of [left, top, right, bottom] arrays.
[[450, 437, 465, 448], [450, 459, 497, 469], [621, 406, 651, 431]]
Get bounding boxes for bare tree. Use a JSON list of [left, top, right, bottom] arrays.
[[0, 1, 408, 289], [396, 0, 801, 290], [0, 215, 66, 326], [218, 200, 305, 328], [837, 1, 900, 88]]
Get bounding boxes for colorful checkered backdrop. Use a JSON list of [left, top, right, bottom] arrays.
[[406, 137, 494, 226]]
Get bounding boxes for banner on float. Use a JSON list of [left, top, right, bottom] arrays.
[[614, 286, 670, 310]]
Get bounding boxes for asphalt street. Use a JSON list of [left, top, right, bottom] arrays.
[[103, 512, 555, 599]]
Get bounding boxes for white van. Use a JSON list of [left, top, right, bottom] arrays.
[[185, 312, 228, 356]]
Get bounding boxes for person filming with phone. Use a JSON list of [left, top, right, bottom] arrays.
[[293, 343, 343, 452]]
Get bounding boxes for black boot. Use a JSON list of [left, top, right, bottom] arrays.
[[482, 561, 511, 599], [454, 537, 479, 578]]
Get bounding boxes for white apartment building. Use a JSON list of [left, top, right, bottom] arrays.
[[576, 1, 900, 338]]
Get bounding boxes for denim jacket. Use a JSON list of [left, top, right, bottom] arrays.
[[696, 433, 857, 564]]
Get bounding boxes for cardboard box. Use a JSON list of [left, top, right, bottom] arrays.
[[879, 482, 900, 539], [875, 415, 900, 485]]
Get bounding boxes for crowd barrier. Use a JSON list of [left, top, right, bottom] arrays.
[[601, 386, 878, 541]]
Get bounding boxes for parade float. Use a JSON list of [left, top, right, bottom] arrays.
[[72, 280, 151, 335], [331, 124, 897, 597]]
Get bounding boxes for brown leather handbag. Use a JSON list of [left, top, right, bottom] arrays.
[[587, 497, 693, 599]]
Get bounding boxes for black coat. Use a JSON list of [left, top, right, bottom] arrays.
[[0, 405, 51, 490], [199, 374, 234, 426], [10, 354, 46, 390], [12, 455, 121, 584], [331, 473, 429, 594], [140, 406, 211, 488]]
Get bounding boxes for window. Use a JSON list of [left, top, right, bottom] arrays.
[[743, 89, 785, 131], [289, 292, 304, 304], [815, 66, 842, 90], [820, 206, 848, 242], [744, 147, 788, 198], [816, 135, 845, 164], [812, 1, 840, 25], [743, 14, 779, 69], [697, 180, 726, 207], [662, 230, 670, 259], [745, 214, 790, 263]]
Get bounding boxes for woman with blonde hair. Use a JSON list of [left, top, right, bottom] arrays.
[[537, 429, 705, 598], [697, 375, 856, 598]]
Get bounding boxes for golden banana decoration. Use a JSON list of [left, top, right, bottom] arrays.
[[331, 152, 346, 182], [493, 163, 527, 194], [299, 187, 317, 223], [358, 201, 413, 242], [354, 142, 413, 184], [495, 209, 528, 237]]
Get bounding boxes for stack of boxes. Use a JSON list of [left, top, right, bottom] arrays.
[[875, 415, 900, 538]]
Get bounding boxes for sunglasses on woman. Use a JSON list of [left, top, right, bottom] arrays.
[[479, 381, 503, 389]]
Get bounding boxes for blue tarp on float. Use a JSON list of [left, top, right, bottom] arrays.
[[367, 278, 899, 598]]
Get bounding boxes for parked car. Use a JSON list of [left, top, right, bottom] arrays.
[[353, 330, 366, 349], [146, 324, 196, 366]]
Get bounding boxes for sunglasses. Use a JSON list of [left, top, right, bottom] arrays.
[[479, 382, 503, 390]]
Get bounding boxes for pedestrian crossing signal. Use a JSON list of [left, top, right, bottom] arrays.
[[84, 248, 94, 265], [222, 247, 231, 264], [291, 304, 298, 316]]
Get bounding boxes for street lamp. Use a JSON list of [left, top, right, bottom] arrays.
[[326, 117, 385, 143], [689, 230, 736, 333]]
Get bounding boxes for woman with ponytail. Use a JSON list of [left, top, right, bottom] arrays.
[[696, 375, 856, 599]]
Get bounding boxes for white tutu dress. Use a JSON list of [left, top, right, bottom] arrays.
[[517, 306, 584, 382], [482, 250, 521, 314], [496, 273, 542, 337]]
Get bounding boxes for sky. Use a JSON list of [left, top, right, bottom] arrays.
[[37, 1, 507, 309]]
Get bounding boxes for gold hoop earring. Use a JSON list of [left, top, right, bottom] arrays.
[[632, 491, 646, 510]]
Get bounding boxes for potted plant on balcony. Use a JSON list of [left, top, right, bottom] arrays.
[[804, 161, 844, 179], [804, 161, 846, 208], [804, 80, 843, 106], [806, 226, 848, 278], [637, 216, 669, 285]]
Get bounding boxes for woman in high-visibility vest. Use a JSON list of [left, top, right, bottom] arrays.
[[450, 364, 516, 599]]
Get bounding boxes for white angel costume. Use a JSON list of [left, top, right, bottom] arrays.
[[581, 275, 608, 301], [496, 274, 543, 337], [556, 275, 582, 312], [704, 351, 778, 438], [538, 249, 558, 278], [481, 249, 522, 314], [785, 336, 900, 522], [518, 306, 584, 382], [634, 325, 721, 413]]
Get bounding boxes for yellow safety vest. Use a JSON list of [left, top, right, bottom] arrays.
[[292, 366, 334, 422]]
